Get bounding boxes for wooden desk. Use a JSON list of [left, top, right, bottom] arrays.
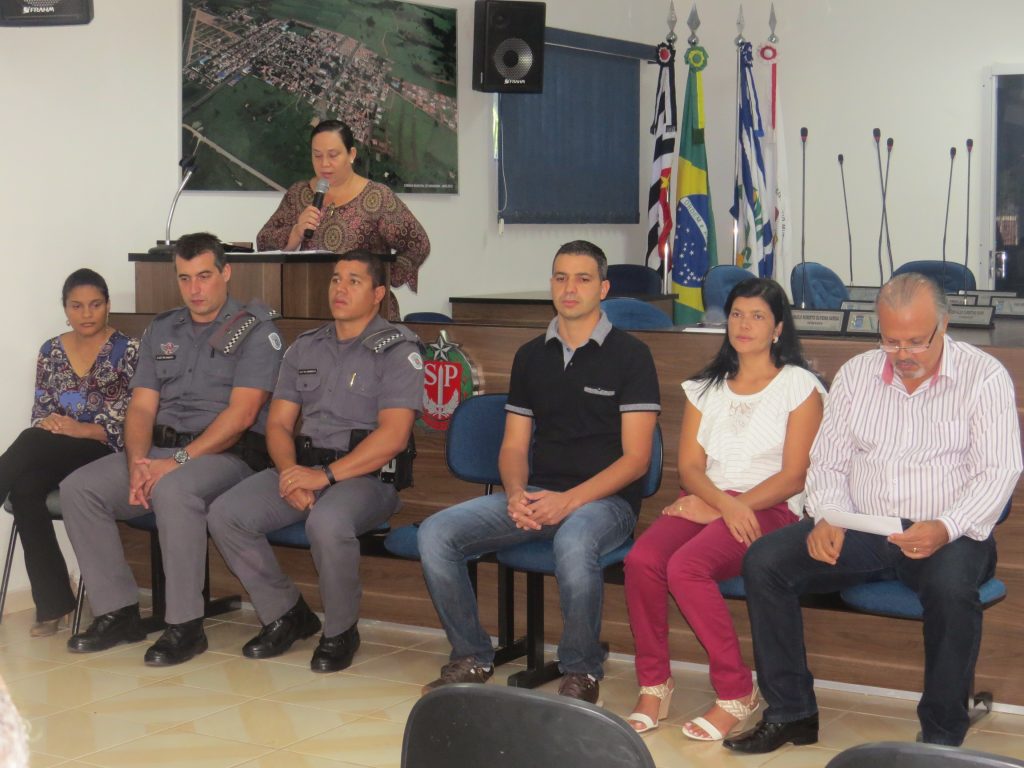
[[130, 251, 391, 319], [108, 313, 1024, 705], [449, 291, 674, 326]]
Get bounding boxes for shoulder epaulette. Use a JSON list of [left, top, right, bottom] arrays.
[[243, 299, 281, 323], [362, 324, 419, 354], [211, 302, 281, 356]]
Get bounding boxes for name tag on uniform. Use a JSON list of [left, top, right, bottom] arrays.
[[298, 368, 318, 375], [155, 354, 177, 361], [583, 386, 616, 396]]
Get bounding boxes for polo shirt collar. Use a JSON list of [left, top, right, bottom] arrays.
[[544, 311, 613, 347]]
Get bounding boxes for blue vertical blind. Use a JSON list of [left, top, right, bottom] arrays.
[[497, 31, 650, 224]]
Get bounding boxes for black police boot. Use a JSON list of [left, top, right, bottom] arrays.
[[67, 604, 146, 653], [310, 622, 361, 673], [242, 596, 322, 660], [143, 617, 208, 667]]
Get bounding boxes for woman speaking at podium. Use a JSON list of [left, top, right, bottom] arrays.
[[256, 120, 430, 319]]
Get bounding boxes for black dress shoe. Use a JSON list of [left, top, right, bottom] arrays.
[[723, 715, 819, 754], [243, 596, 322, 659], [144, 618, 208, 667], [67, 604, 145, 653], [310, 623, 360, 673]]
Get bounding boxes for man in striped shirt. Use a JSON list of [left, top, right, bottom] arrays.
[[725, 273, 1022, 753]]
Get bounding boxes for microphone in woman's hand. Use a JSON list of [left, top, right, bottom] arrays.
[[304, 178, 330, 240]]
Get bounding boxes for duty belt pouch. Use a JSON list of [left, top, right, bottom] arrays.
[[240, 431, 272, 472], [349, 430, 417, 491]]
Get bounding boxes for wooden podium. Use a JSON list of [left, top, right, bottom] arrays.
[[130, 250, 394, 319]]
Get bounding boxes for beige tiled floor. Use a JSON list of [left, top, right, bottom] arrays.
[[2, 606, 1023, 767]]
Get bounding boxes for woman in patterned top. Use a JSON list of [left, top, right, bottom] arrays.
[[256, 119, 430, 319], [623, 278, 825, 742], [0, 269, 138, 637]]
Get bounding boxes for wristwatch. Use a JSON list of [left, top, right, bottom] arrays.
[[173, 448, 191, 465], [323, 464, 338, 486]]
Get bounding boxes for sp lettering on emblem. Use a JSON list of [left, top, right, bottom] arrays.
[[419, 331, 478, 432]]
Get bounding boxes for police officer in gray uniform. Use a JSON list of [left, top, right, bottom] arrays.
[[61, 233, 283, 666], [209, 249, 423, 673]]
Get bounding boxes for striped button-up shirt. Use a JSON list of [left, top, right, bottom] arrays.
[[807, 335, 1022, 542]]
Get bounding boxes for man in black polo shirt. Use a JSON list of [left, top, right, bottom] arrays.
[[419, 240, 660, 703]]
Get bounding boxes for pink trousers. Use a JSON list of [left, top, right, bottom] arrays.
[[624, 495, 796, 699]]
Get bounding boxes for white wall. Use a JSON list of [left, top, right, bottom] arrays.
[[1, 0, 1021, 608]]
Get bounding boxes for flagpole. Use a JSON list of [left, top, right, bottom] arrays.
[[732, 6, 745, 262], [647, 2, 679, 297], [664, 3, 679, 295]]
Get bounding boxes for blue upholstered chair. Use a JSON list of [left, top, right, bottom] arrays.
[[403, 311, 452, 323], [607, 264, 661, 296], [892, 260, 976, 293], [838, 501, 1010, 619], [701, 265, 752, 319], [496, 424, 664, 688], [790, 263, 850, 310], [836, 501, 1011, 725], [384, 392, 511, 560], [383, 393, 525, 665], [403, 684, 656, 768], [600, 298, 674, 330], [1, 491, 86, 632]]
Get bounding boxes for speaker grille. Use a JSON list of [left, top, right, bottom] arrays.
[[493, 38, 534, 80]]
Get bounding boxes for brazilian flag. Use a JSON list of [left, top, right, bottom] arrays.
[[671, 45, 718, 325]]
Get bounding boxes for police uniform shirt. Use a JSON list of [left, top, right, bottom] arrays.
[[274, 314, 424, 453], [131, 297, 284, 434], [506, 312, 661, 513]]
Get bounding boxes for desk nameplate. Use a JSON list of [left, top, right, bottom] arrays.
[[792, 309, 845, 334], [992, 297, 1024, 317], [949, 304, 994, 327]]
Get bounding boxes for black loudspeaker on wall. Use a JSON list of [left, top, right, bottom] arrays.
[[473, 0, 546, 93]]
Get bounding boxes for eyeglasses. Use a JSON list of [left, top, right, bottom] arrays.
[[878, 324, 939, 355]]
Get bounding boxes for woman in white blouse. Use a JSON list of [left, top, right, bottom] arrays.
[[624, 277, 825, 741]]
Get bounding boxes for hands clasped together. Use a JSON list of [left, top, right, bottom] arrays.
[[507, 489, 577, 530]]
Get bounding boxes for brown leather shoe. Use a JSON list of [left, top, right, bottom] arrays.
[[421, 658, 494, 696], [558, 673, 601, 705]]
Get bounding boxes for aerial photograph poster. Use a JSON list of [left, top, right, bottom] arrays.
[[181, 0, 458, 193]]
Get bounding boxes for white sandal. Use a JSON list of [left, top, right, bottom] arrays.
[[682, 686, 760, 742], [626, 679, 674, 734]]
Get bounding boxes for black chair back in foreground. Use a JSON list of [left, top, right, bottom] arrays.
[[402, 684, 656, 768], [826, 741, 1024, 768]]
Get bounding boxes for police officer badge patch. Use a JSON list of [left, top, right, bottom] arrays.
[[408, 352, 423, 370], [269, 332, 283, 351], [419, 330, 479, 432]]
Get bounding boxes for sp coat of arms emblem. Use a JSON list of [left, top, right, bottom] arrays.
[[419, 330, 479, 431]]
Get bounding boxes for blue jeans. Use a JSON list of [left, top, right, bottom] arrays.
[[743, 517, 996, 746], [418, 489, 635, 678]]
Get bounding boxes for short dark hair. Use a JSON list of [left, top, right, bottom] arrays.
[[693, 277, 817, 390], [553, 240, 608, 280], [173, 232, 226, 271], [336, 249, 386, 288], [311, 119, 355, 151], [62, 268, 109, 306]]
